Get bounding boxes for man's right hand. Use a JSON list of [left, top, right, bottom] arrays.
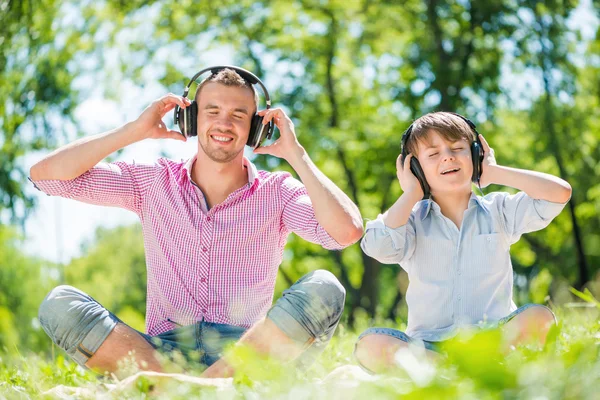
[[396, 153, 424, 199], [134, 94, 191, 141]]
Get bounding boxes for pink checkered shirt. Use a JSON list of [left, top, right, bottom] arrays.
[[31, 155, 344, 335]]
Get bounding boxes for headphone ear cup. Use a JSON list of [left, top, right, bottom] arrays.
[[247, 114, 262, 148], [248, 114, 273, 149], [471, 140, 483, 183], [409, 156, 430, 199], [188, 101, 198, 137]]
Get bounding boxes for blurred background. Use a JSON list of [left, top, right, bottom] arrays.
[[1, 0, 599, 357]]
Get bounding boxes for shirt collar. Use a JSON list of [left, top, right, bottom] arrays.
[[182, 154, 259, 187], [420, 192, 489, 220]]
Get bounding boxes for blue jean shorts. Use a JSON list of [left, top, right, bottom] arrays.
[[357, 304, 556, 355], [38, 270, 345, 369]]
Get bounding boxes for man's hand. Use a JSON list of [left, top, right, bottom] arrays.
[[252, 108, 304, 162], [478, 134, 498, 187], [134, 94, 191, 141], [397, 154, 424, 199]]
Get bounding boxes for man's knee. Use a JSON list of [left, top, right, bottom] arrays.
[[268, 270, 346, 345], [39, 285, 85, 336], [295, 269, 346, 321]]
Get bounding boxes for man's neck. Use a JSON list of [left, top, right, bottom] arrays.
[[191, 151, 249, 208], [432, 189, 472, 229]]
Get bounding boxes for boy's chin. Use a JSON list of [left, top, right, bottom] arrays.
[[430, 182, 472, 195]]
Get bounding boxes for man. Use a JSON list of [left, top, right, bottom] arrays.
[[30, 67, 363, 378]]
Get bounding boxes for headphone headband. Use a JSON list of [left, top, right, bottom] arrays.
[[183, 65, 271, 107], [400, 112, 484, 199], [174, 65, 275, 148]]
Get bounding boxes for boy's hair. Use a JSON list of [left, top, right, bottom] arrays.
[[194, 68, 259, 109], [404, 112, 476, 156]]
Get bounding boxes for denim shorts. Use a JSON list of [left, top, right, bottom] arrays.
[[38, 270, 345, 369], [356, 304, 556, 355]]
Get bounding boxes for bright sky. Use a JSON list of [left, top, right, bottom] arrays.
[[21, 1, 599, 265]]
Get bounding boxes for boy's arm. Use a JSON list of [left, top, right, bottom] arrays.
[[478, 135, 572, 203], [360, 153, 422, 265], [382, 154, 424, 228], [254, 108, 363, 246], [30, 94, 189, 181]]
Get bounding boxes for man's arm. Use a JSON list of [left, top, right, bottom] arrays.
[[254, 108, 363, 246], [478, 135, 572, 203], [30, 94, 190, 181]]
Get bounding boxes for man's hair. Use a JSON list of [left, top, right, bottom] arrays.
[[194, 68, 259, 110], [404, 112, 476, 156]]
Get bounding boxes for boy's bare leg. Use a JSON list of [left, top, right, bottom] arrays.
[[354, 334, 441, 374], [500, 306, 556, 350], [86, 323, 163, 375], [201, 317, 310, 378]]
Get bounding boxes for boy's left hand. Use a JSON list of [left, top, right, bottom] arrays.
[[478, 134, 498, 187]]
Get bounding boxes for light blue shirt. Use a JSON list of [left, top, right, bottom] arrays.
[[361, 191, 567, 342]]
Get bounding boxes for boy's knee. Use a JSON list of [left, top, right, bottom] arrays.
[[524, 305, 556, 326], [354, 333, 406, 374]]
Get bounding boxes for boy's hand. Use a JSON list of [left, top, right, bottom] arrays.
[[478, 134, 498, 187], [397, 154, 424, 199]]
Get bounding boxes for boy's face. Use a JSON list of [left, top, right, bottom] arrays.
[[196, 82, 256, 163], [415, 129, 473, 195]]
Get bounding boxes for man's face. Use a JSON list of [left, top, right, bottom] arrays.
[[196, 82, 256, 163], [416, 130, 473, 195]]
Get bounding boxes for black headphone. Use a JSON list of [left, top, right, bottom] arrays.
[[400, 112, 484, 199], [173, 65, 275, 149]]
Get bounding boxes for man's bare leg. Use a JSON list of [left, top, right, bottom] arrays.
[[86, 323, 163, 376], [201, 317, 312, 378]]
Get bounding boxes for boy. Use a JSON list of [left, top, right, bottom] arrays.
[[354, 112, 571, 373]]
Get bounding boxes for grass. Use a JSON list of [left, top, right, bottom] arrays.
[[1, 305, 599, 399]]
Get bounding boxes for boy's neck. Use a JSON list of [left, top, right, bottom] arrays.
[[432, 190, 472, 229]]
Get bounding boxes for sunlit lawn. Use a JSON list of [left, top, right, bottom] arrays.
[[1, 303, 599, 399]]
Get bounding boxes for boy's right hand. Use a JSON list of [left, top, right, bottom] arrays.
[[133, 94, 191, 141], [397, 154, 424, 199]]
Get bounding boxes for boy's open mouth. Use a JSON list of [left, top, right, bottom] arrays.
[[441, 167, 460, 175]]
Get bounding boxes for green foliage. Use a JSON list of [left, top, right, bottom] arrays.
[[0, 309, 598, 399], [0, 226, 56, 353], [66, 224, 147, 331]]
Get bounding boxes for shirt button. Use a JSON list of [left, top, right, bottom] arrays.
[[202, 246, 208, 252], [206, 216, 211, 222], [458, 296, 461, 301], [201, 308, 207, 313], [200, 278, 207, 283]]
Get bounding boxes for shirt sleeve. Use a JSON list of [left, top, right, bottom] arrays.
[[29, 161, 161, 215], [360, 213, 416, 267], [279, 174, 346, 250], [498, 191, 569, 244]]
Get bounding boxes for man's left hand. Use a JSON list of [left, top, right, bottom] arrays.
[[253, 108, 304, 162]]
